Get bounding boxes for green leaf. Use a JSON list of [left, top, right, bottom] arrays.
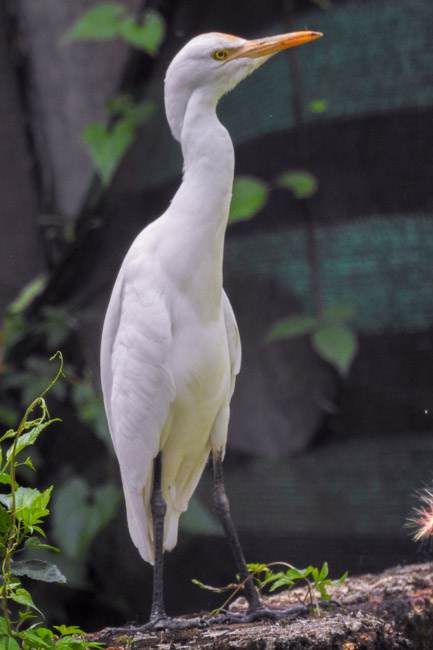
[[17, 610, 38, 627], [11, 560, 66, 584], [7, 276, 47, 315], [318, 561, 329, 581], [338, 571, 348, 584], [53, 478, 121, 560], [33, 627, 54, 641], [267, 315, 318, 342], [285, 566, 312, 580], [0, 506, 11, 533], [18, 629, 51, 649], [229, 176, 269, 224], [247, 563, 270, 575], [260, 571, 286, 588], [13, 486, 53, 530], [23, 456, 36, 472], [53, 625, 83, 637], [83, 120, 134, 186], [63, 3, 126, 41], [277, 169, 318, 199], [308, 98, 328, 113], [316, 583, 332, 601], [0, 430, 16, 444], [312, 326, 358, 376], [24, 537, 60, 554], [119, 11, 165, 55], [7, 421, 58, 462], [321, 304, 355, 325], [0, 636, 20, 650], [10, 587, 44, 616], [269, 576, 293, 592]]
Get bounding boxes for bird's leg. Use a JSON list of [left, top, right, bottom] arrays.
[[210, 451, 309, 624], [149, 452, 167, 623], [211, 451, 261, 611], [142, 453, 204, 630]]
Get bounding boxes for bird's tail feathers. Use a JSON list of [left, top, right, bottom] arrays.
[[123, 449, 211, 562], [123, 486, 155, 564]]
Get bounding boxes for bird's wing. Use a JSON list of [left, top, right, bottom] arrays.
[[223, 290, 241, 396], [100, 266, 175, 562]]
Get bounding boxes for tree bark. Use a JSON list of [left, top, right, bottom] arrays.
[[89, 561, 433, 649]]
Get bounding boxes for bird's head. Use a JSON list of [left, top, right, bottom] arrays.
[[165, 30, 322, 141]]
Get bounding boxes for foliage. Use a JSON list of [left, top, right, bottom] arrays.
[[308, 99, 328, 114], [0, 352, 102, 648], [229, 176, 269, 224], [1, 279, 110, 442], [52, 477, 120, 584], [65, 3, 164, 188], [228, 166, 319, 227], [277, 170, 318, 199], [83, 95, 155, 186], [64, 4, 166, 55], [267, 304, 358, 376], [193, 560, 347, 615], [312, 325, 358, 376], [0, 277, 121, 603]]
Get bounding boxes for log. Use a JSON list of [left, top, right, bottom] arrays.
[[89, 561, 433, 649]]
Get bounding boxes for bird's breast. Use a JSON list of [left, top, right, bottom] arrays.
[[172, 307, 230, 406]]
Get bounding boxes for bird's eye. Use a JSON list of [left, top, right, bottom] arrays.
[[212, 49, 228, 61]]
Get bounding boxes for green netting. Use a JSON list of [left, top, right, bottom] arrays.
[[224, 214, 433, 332], [223, 0, 433, 139], [199, 435, 433, 535]]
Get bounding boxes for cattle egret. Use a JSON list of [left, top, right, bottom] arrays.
[[101, 29, 322, 628]]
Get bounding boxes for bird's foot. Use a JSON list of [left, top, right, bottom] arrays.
[[209, 598, 337, 625], [209, 603, 307, 625], [97, 614, 206, 642], [144, 613, 206, 630]]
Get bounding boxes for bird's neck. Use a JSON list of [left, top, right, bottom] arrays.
[[163, 88, 234, 315]]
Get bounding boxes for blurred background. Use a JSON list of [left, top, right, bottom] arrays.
[[1, 0, 433, 631]]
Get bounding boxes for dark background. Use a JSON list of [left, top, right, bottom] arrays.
[[1, 0, 433, 631]]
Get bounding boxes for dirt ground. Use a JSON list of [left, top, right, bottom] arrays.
[[89, 562, 433, 649]]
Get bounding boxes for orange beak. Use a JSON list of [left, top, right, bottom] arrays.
[[229, 30, 323, 60]]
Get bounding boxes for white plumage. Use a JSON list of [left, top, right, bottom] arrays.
[[100, 30, 322, 568]]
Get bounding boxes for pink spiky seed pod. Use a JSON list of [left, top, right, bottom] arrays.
[[408, 488, 433, 542]]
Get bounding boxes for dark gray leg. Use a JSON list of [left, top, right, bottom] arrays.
[[143, 453, 203, 629], [149, 452, 167, 622], [212, 451, 261, 611], [211, 450, 309, 623]]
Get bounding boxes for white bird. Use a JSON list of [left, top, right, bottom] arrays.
[[101, 28, 322, 627]]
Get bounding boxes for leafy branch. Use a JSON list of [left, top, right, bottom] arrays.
[[83, 94, 155, 187], [63, 3, 165, 55], [193, 560, 347, 616], [267, 304, 359, 376], [0, 352, 102, 649]]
